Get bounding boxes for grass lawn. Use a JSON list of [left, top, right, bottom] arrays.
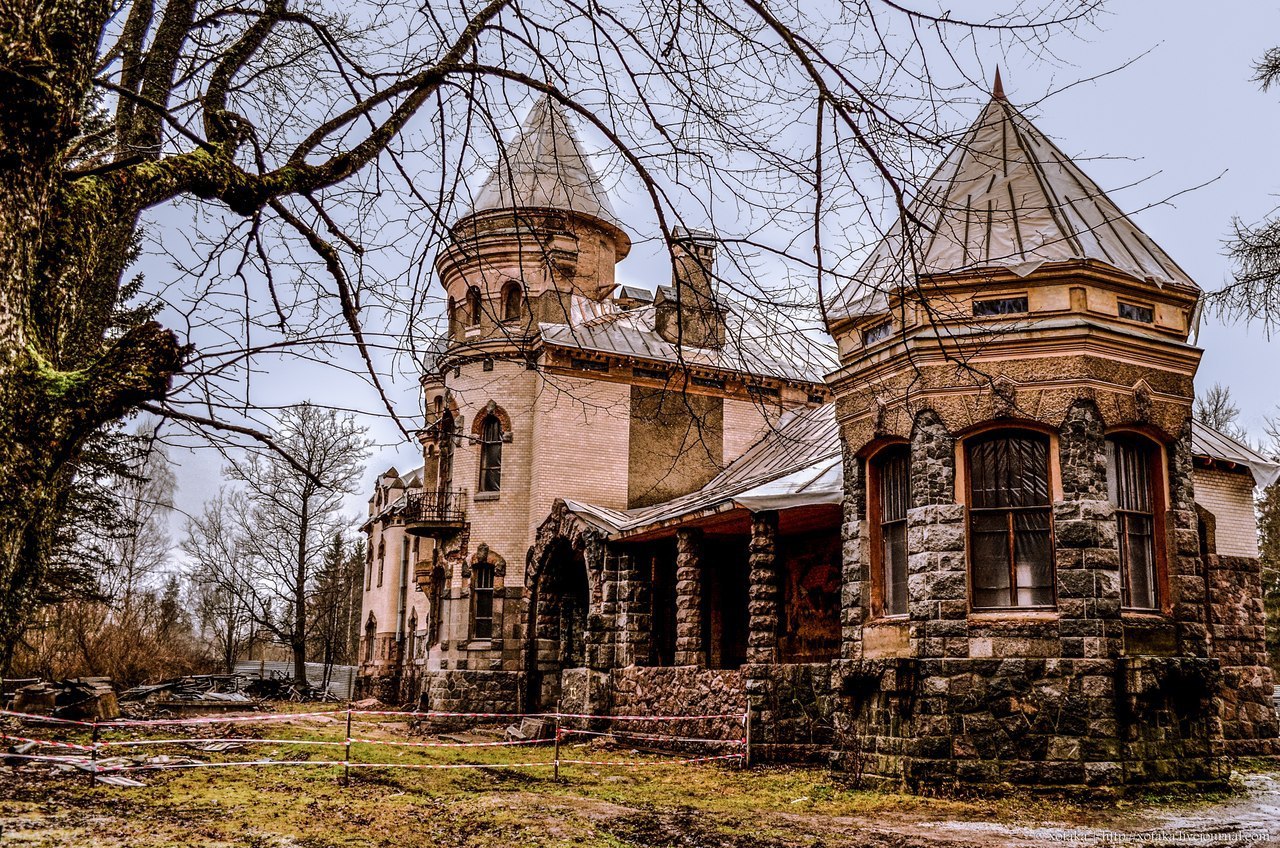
[[0, 711, 1265, 847]]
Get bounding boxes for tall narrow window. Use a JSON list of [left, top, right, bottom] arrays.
[[503, 282, 522, 322], [871, 446, 910, 617], [447, 296, 457, 333], [377, 538, 385, 587], [478, 415, 503, 492], [364, 615, 376, 663], [1108, 435, 1160, 609], [472, 562, 495, 640], [467, 286, 482, 326], [428, 566, 445, 646], [967, 431, 1055, 609], [405, 611, 417, 662]]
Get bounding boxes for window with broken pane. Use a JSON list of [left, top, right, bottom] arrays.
[[873, 445, 910, 617], [966, 431, 1055, 609], [1106, 435, 1159, 609]]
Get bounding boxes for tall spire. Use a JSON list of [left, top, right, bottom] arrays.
[[466, 96, 628, 247], [992, 66, 1005, 101]]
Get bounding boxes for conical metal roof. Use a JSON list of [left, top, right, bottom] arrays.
[[827, 93, 1198, 321], [466, 96, 627, 240]]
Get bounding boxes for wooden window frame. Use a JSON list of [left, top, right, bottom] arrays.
[[1107, 432, 1168, 613], [471, 562, 495, 641], [867, 442, 911, 620], [964, 429, 1057, 611]]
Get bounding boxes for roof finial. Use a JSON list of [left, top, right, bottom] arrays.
[[992, 66, 1006, 101]]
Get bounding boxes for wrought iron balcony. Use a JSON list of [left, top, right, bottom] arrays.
[[402, 489, 467, 537]]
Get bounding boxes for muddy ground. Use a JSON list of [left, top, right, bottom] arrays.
[[0, 713, 1275, 847]]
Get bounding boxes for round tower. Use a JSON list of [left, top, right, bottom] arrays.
[[410, 96, 631, 699]]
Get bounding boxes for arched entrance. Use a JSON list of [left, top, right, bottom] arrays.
[[526, 501, 604, 711]]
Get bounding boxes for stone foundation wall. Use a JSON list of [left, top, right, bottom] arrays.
[[1208, 554, 1279, 755], [609, 666, 746, 746], [744, 662, 836, 761], [419, 669, 523, 720]]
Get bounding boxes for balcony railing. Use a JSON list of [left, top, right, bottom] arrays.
[[402, 489, 467, 535]]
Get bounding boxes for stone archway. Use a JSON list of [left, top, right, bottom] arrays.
[[526, 500, 606, 710]]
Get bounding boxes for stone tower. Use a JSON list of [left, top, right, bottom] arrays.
[[823, 81, 1275, 790]]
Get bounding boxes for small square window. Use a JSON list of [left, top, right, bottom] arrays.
[[973, 296, 1028, 317], [1119, 302, 1153, 323], [863, 320, 893, 346]]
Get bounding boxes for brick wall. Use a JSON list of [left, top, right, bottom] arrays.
[[1193, 467, 1260, 558]]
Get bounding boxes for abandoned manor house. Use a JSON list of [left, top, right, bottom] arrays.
[[355, 85, 1280, 791]]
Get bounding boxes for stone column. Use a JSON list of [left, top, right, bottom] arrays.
[[615, 551, 651, 667], [674, 529, 706, 667], [839, 435, 866, 660], [906, 410, 965, 658], [747, 511, 780, 665]]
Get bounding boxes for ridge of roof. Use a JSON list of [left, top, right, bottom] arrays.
[[828, 94, 1199, 321], [466, 96, 627, 240]]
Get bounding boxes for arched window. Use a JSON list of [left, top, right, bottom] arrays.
[[1107, 434, 1162, 610], [502, 282, 522, 322], [467, 286, 482, 326], [365, 543, 373, 591], [377, 538, 385, 587], [428, 566, 445, 646], [967, 430, 1054, 609], [364, 614, 377, 663], [447, 296, 457, 333], [478, 415, 503, 492], [471, 561, 495, 640], [405, 611, 418, 661], [870, 445, 910, 617]]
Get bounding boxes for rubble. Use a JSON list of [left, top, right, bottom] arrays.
[[120, 675, 264, 716], [12, 678, 120, 721]]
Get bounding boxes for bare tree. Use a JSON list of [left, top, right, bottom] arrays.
[[309, 531, 362, 688], [0, 0, 1101, 658], [185, 491, 258, 672], [189, 404, 369, 681], [1194, 382, 1246, 440]]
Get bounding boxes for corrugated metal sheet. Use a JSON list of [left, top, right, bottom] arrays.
[[233, 661, 357, 700]]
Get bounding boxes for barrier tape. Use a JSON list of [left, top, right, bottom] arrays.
[[557, 753, 744, 767], [560, 728, 747, 746], [1, 733, 97, 752], [350, 709, 545, 720], [98, 737, 346, 749], [554, 712, 745, 722], [346, 760, 552, 771], [347, 736, 546, 749], [96, 759, 342, 773], [0, 752, 90, 765], [0, 709, 345, 728]]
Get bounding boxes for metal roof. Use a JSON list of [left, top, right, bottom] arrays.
[[1191, 420, 1280, 488], [466, 96, 627, 242], [540, 303, 837, 384], [563, 410, 1279, 537], [828, 94, 1198, 321], [565, 404, 840, 535]]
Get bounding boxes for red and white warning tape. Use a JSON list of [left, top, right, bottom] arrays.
[[347, 736, 546, 749]]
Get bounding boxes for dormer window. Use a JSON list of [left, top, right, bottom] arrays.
[[864, 320, 893, 346], [973, 295, 1028, 317], [1119, 301, 1154, 323]]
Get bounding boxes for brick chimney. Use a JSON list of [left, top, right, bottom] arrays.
[[654, 228, 726, 349]]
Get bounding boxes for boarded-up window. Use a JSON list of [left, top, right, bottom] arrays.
[[1107, 436, 1159, 609], [873, 446, 910, 616], [967, 432, 1054, 608], [472, 562, 495, 640]]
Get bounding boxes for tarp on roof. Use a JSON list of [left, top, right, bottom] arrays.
[[827, 94, 1198, 322], [1191, 420, 1280, 488], [732, 455, 842, 512]]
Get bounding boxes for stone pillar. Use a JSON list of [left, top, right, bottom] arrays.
[[615, 551, 651, 667], [1169, 420, 1210, 657], [905, 410, 964, 658], [1054, 400, 1123, 663], [839, 435, 866, 660], [747, 511, 780, 665], [674, 529, 706, 667]]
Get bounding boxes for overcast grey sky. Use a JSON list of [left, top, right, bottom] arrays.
[[153, 3, 1280, 535]]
